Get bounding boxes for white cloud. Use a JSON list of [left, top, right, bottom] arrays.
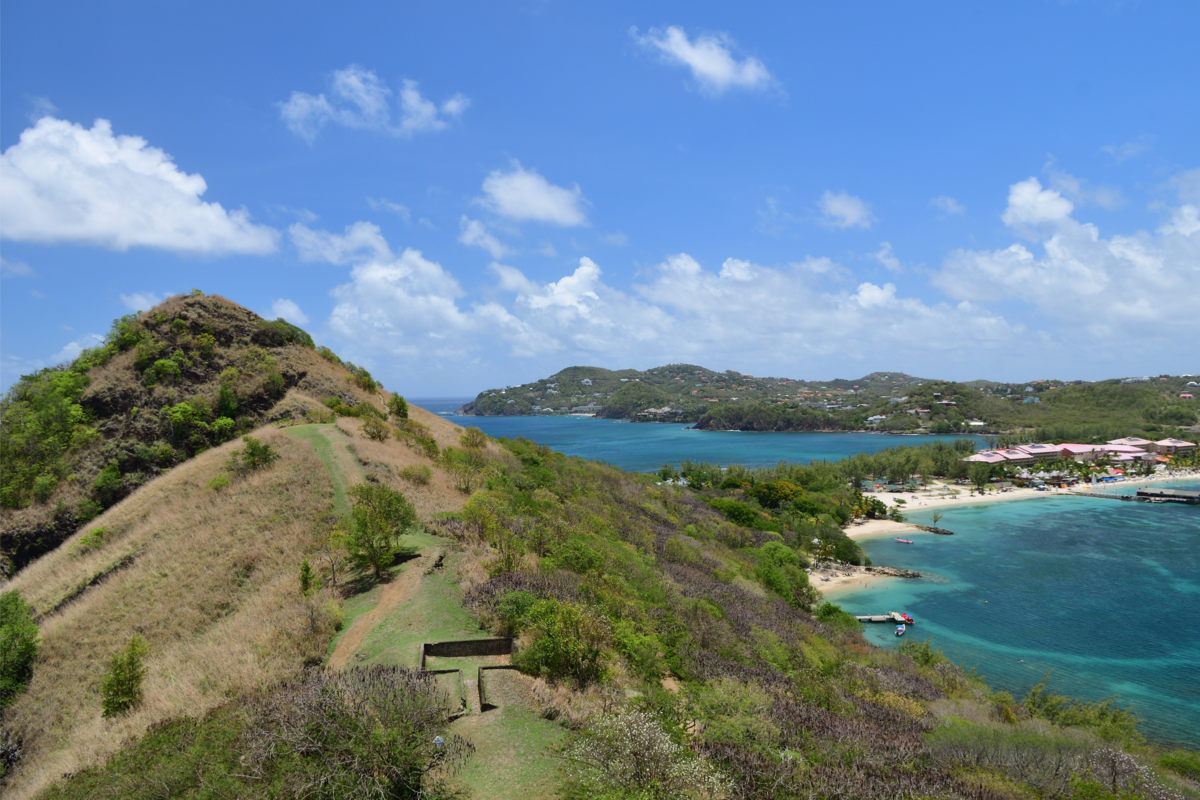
[[290, 221, 393, 264], [478, 162, 588, 226], [367, 197, 411, 223], [458, 217, 512, 259], [631, 26, 774, 95], [930, 195, 966, 216], [0, 117, 279, 255], [120, 291, 168, 312], [270, 298, 310, 325], [49, 333, 105, 365], [872, 241, 903, 272], [818, 191, 875, 229], [1169, 168, 1200, 205], [279, 66, 468, 143], [600, 231, 629, 246], [1100, 134, 1152, 162], [1, 257, 34, 277], [28, 96, 58, 122], [935, 172, 1200, 334], [1045, 160, 1123, 210]]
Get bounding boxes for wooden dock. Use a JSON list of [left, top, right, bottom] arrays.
[[855, 612, 914, 625], [1073, 488, 1200, 505]]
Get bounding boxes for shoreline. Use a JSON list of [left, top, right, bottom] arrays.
[[819, 469, 1199, 599]]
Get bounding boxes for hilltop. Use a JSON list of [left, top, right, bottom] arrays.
[[0, 292, 387, 576]]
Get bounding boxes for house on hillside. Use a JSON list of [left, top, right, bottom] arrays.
[[581, 379, 592, 386], [1181, 393, 1194, 400], [1022, 396, 1040, 404]]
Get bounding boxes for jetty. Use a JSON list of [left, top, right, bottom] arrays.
[[855, 611, 915, 625], [1073, 488, 1200, 505]]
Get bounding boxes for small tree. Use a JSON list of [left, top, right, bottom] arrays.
[[101, 634, 150, 717], [459, 426, 487, 450], [0, 590, 40, 707], [346, 484, 417, 578], [387, 394, 409, 419], [300, 559, 315, 596], [226, 435, 280, 477]]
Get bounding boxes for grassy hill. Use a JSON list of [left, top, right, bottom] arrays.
[[0, 292, 388, 576]]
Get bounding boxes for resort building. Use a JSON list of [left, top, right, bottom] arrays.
[[1014, 443, 1062, 462], [962, 451, 1008, 465], [1154, 438, 1198, 456], [1107, 437, 1153, 450]]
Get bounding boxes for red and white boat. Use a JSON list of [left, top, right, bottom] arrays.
[[894, 538, 914, 544]]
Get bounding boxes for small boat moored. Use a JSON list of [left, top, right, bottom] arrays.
[[894, 538, 914, 544], [895, 624, 906, 637]]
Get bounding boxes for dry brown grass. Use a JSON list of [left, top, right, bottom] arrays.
[[1, 427, 337, 800]]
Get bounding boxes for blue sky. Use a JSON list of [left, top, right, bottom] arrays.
[[2, 1, 1197, 395]]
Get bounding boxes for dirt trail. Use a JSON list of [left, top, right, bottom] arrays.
[[328, 548, 440, 670]]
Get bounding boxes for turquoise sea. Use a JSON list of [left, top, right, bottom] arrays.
[[412, 401, 1200, 746], [837, 484, 1200, 748]]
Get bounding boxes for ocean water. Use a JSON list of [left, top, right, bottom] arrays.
[[423, 407, 985, 473], [836, 482, 1200, 747]]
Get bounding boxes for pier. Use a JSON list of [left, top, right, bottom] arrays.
[[854, 612, 914, 625], [1073, 488, 1200, 505]]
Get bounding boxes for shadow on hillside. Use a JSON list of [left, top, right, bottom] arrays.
[[340, 547, 422, 596]]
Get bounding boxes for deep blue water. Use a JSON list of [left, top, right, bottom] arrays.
[[411, 400, 1200, 746], [836, 483, 1200, 747], [418, 405, 985, 473]]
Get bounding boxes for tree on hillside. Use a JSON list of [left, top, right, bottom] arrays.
[[346, 484, 418, 578], [360, 416, 390, 442], [101, 634, 150, 717], [225, 435, 280, 477], [460, 426, 487, 450], [0, 590, 40, 707], [969, 462, 993, 494], [387, 394, 409, 419]]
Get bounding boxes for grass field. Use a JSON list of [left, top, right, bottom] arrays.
[[285, 423, 355, 515]]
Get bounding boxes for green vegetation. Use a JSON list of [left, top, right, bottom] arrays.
[[224, 435, 280, 477], [101, 634, 150, 718], [345, 483, 418, 578], [388, 393, 409, 419], [0, 591, 40, 707]]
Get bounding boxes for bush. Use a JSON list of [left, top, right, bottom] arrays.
[[32, 473, 58, 504], [755, 542, 819, 610], [512, 599, 608, 686], [225, 436, 280, 477], [360, 416, 390, 442], [746, 480, 802, 509], [206, 474, 231, 492], [1159, 750, 1200, 781], [559, 709, 730, 800], [316, 345, 342, 364], [898, 637, 949, 668], [815, 601, 864, 633], [460, 426, 488, 450], [253, 318, 314, 348], [101, 634, 150, 717], [1024, 675, 1143, 744], [399, 464, 432, 485], [93, 460, 123, 506], [388, 394, 409, 419], [0, 590, 40, 707]]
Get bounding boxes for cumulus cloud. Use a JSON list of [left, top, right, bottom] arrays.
[[120, 291, 169, 312], [818, 191, 875, 229], [872, 242, 903, 272], [307, 221, 1020, 383], [1045, 160, 1123, 210], [458, 217, 512, 259], [49, 333, 105, 365], [478, 163, 588, 226], [935, 172, 1200, 335], [270, 298, 310, 325], [279, 66, 468, 143], [290, 221, 393, 264], [631, 26, 774, 95], [0, 117, 279, 255], [930, 195, 966, 216]]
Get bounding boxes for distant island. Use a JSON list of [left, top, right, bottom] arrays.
[[456, 364, 1200, 441]]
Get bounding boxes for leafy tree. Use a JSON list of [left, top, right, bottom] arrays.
[[345, 483, 417, 578], [387, 394, 409, 419], [969, 462, 993, 493], [225, 436, 280, 477], [299, 559, 315, 596], [512, 599, 608, 686], [101, 634, 150, 717], [755, 542, 819, 610], [92, 460, 123, 506], [0, 590, 40, 707], [746, 480, 802, 509]]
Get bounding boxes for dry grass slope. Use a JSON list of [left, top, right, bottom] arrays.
[[1, 428, 337, 800]]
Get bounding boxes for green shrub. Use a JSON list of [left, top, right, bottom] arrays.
[[494, 590, 537, 636], [206, 474, 231, 492], [346, 483, 417, 578], [1024, 675, 1143, 744], [101, 634, 150, 717], [755, 542, 819, 610], [32, 473, 58, 504], [76, 498, 102, 524], [253, 318, 314, 348], [399, 464, 433, 485], [225, 436, 280, 477], [71, 527, 112, 555], [211, 416, 235, 442], [360, 416, 390, 442], [898, 637, 949, 667], [746, 480, 803, 509], [264, 371, 286, 398], [316, 345, 342, 364], [0, 590, 40, 707], [549, 536, 604, 574], [93, 460, 123, 506], [512, 599, 608, 686], [815, 601, 864, 633], [1159, 750, 1200, 781], [460, 426, 488, 449]]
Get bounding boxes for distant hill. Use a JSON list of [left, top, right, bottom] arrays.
[[0, 292, 388, 576], [455, 364, 935, 421]]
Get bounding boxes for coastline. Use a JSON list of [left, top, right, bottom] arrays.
[[818, 468, 1199, 599]]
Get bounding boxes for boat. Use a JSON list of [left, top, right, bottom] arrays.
[[895, 624, 906, 637], [894, 538, 914, 544]]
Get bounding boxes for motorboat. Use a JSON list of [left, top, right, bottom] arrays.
[[894, 538, 914, 544], [895, 624, 906, 637]]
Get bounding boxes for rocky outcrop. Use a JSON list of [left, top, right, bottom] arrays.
[[864, 566, 922, 578], [914, 525, 955, 535]]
